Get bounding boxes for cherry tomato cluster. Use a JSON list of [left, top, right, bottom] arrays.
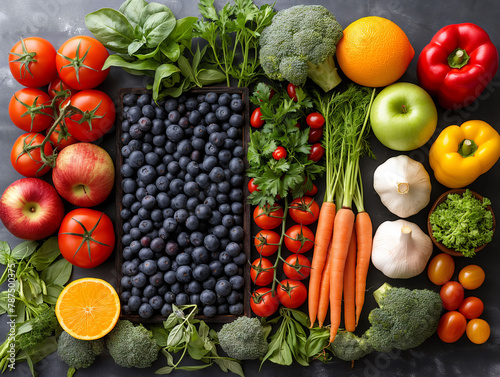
[[250, 196, 320, 317], [427, 254, 490, 344], [7, 36, 115, 177]]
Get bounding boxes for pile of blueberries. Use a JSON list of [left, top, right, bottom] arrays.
[[119, 90, 248, 318]]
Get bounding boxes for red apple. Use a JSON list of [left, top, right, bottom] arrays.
[[0, 178, 65, 240], [52, 143, 115, 207]]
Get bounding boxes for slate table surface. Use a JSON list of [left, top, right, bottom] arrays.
[[1, 0, 500, 376]]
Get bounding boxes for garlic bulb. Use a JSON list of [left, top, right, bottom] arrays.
[[373, 155, 432, 218], [371, 220, 433, 279]]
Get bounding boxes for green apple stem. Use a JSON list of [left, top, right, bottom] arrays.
[[401, 104, 407, 114]]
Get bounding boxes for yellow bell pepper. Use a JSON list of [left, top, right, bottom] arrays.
[[429, 120, 500, 188]]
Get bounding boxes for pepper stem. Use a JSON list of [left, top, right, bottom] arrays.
[[448, 48, 470, 69], [458, 139, 478, 157]]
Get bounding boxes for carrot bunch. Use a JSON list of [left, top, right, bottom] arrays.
[[309, 86, 376, 343]]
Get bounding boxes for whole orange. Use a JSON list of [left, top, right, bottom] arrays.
[[337, 16, 415, 87]]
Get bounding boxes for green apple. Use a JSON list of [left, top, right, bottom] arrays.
[[370, 82, 438, 151]]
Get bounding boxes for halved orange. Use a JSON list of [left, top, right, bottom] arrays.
[[55, 278, 120, 340]]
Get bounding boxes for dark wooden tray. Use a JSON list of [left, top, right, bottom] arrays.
[[115, 86, 251, 323]]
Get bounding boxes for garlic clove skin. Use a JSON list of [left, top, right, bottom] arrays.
[[373, 155, 432, 218], [371, 219, 433, 279]]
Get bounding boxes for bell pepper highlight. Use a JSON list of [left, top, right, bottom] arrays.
[[417, 23, 498, 110], [429, 120, 500, 188]]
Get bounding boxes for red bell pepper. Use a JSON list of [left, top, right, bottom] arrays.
[[417, 23, 498, 110]]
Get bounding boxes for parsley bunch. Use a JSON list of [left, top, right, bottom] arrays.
[[429, 189, 494, 257]]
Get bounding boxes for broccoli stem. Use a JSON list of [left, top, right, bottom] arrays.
[[306, 55, 342, 92], [373, 282, 393, 305]]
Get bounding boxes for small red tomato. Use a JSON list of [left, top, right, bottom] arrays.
[[289, 197, 320, 225], [251, 257, 274, 286], [247, 178, 260, 193], [305, 182, 318, 196], [11, 132, 53, 177], [9, 88, 54, 132], [254, 230, 280, 256], [440, 281, 465, 311], [437, 311, 467, 343], [251, 288, 279, 317], [49, 123, 78, 151], [308, 128, 323, 143], [427, 253, 455, 285], [287, 83, 298, 101], [272, 146, 287, 160], [48, 75, 78, 105], [253, 205, 284, 230], [284, 224, 315, 253], [458, 296, 484, 319], [308, 143, 325, 162], [283, 254, 311, 280], [250, 107, 265, 128], [277, 279, 307, 308], [306, 112, 325, 129]]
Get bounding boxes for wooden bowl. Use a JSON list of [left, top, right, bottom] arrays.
[[427, 189, 496, 257]]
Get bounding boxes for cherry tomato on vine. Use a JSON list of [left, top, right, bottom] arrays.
[[466, 318, 490, 344], [247, 178, 260, 193], [11, 133, 53, 177], [49, 123, 78, 150], [458, 265, 485, 290], [58, 208, 115, 268], [427, 253, 455, 285], [283, 254, 311, 280], [305, 182, 318, 196], [56, 36, 109, 90], [272, 146, 287, 160], [458, 296, 484, 319], [289, 197, 319, 225], [250, 257, 274, 286], [284, 224, 315, 253], [308, 143, 325, 162], [437, 311, 467, 343], [48, 75, 78, 105], [9, 37, 57, 88], [440, 281, 464, 311], [250, 107, 265, 128], [306, 112, 325, 129], [9, 88, 54, 132], [254, 230, 280, 256], [253, 205, 284, 230], [251, 288, 279, 317], [308, 127, 323, 143], [287, 83, 298, 101], [64, 90, 116, 142], [277, 279, 307, 308]]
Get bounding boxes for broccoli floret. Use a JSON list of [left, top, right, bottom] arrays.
[[57, 331, 105, 376], [259, 5, 343, 92], [217, 317, 269, 360], [366, 282, 443, 353], [330, 331, 373, 361], [106, 320, 158, 368]]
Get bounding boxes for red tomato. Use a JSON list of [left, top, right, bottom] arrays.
[[466, 318, 490, 344], [64, 90, 116, 142], [305, 182, 318, 196], [247, 178, 260, 193], [287, 83, 298, 101], [308, 128, 323, 143], [58, 208, 115, 268], [254, 230, 280, 256], [283, 254, 311, 280], [308, 143, 325, 162], [48, 75, 78, 105], [458, 265, 485, 290], [48, 123, 78, 150], [11, 133, 53, 177], [56, 36, 110, 90], [277, 279, 307, 308], [458, 296, 484, 319], [9, 88, 54, 132], [306, 112, 325, 129], [272, 146, 287, 160], [253, 205, 284, 230], [427, 253, 455, 285], [9, 37, 57, 88], [251, 288, 279, 317], [440, 281, 465, 311], [289, 197, 319, 225], [251, 257, 274, 286], [284, 224, 315, 253], [437, 311, 467, 343], [250, 107, 265, 128]]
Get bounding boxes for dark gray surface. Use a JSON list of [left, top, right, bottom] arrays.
[[1, 0, 500, 376]]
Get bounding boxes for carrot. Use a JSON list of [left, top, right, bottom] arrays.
[[329, 207, 355, 343], [354, 211, 373, 325], [343, 227, 357, 332], [317, 237, 334, 327], [308, 202, 336, 326]]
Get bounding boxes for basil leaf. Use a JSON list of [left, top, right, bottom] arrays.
[[167, 324, 185, 347], [85, 8, 135, 54], [103, 54, 160, 72], [152, 64, 181, 100], [30, 237, 60, 271], [133, 44, 161, 60], [11, 241, 38, 260], [166, 17, 198, 44], [41, 259, 72, 286], [128, 39, 146, 55], [160, 42, 181, 62], [214, 359, 244, 377], [197, 69, 226, 86], [164, 311, 181, 330], [177, 55, 194, 80], [155, 366, 175, 374], [142, 11, 177, 48], [119, 0, 148, 27], [151, 325, 169, 347], [43, 284, 64, 305], [139, 2, 171, 25], [176, 364, 212, 371], [0, 241, 11, 265], [157, 77, 191, 100]]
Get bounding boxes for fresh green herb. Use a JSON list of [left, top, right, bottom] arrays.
[[153, 305, 244, 376], [194, 0, 276, 87], [429, 189, 494, 257]]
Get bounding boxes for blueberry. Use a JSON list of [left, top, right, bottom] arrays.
[[129, 150, 145, 168], [183, 181, 199, 197], [231, 202, 244, 215], [205, 112, 217, 124], [129, 124, 143, 139], [227, 126, 240, 140], [188, 109, 202, 125], [190, 246, 209, 264], [122, 178, 137, 194], [215, 106, 231, 121], [153, 134, 167, 147], [190, 294, 201, 306], [175, 292, 190, 306], [221, 215, 235, 228], [127, 106, 142, 123], [165, 241, 179, 257], [142, 104, 155, 118], [123, 93, 138, 106], [209, 260, 223, 277], [200, 289, 217, 305], [168, 110, 181, 123], [138, 303, 154, 318], [218, 93, 232, 106], [208, 210, 222, 226], [203, 196, 217, 210], [219, 251, 232, 264], [171, 194, 188, 210], [176, 252, 191, 266], [166, 124, 184, 142], [171, 282, 183, 294], [156, 192, 171, 209], [121, 276, 133, 290], [218, 181, 231, 194], [229, 157, 245, 174], [229, 226, 244, 242], [193, 125, 207, 138], [218, 149, 232, 165], [174, 209, 189, 224], [165, 99, 178, 112], [209, 167, 225, 183], [121, 145, 132, 158], [229, 275, 245, 290], [137, 94, 151, 107], [233, 146, 244, 158], [177, 139, 192, 155], [192, 264, 210, 282], [169, 178, 184, 195], [152, 118, 166, 134], [149, 271, 164, 287], [140, 260, 158, 275], [121, 163, 134, 178], [219, 204, 231, 215], [205, 92, 218, 104], [157, 256, 171, 271], [216, 193, 229, 204], [232, 252, 247, 266], [226, 290, 240, 305], [230, 99, 244, 113], [143, 284, 157, 298], [138, 247, 154, 261], [229, 114, 244, 128], [204, 142, 218, 156], [165, 141, 177, 154], [128, 295, 142, 311], [161, 303, 173, 316], [128, 139, 142, 151], [139, 219, 154, 234], [138, 116, 152, 132], [155, 107, 167, 120], [224, 262, 238, 276], [140, 195, 155, 211], [213, 225, 228, 239], [149, 295, 164, 310], [164, 271, 177, 285], [131, 272, 147, 288], [229, 303, 244, 315], [195, 204, 212, 220], [185, 215, 199, 231], [175, 265, 192, 283], [203, 305, 217, 317]]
